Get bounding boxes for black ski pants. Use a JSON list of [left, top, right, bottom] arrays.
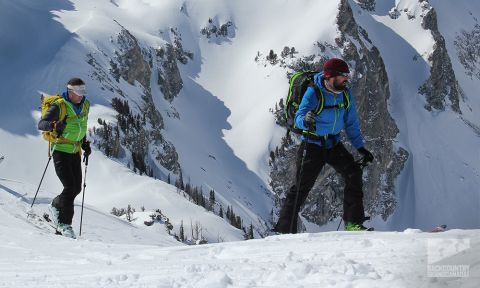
[[275, 141, 364, 233], [51, 150, 82, 225]]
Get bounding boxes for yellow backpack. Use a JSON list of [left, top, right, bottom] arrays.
[[40, 94, 68, 143]]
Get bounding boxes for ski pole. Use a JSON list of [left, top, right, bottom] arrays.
[[79, 154, 89, 236], [289, 121, 315, 234], [336, 218, 343, 231], [31, 142, 53, 208], [31, 128, 67, 208], [290, 139, 308, 233], [31, 157, 51, 208]]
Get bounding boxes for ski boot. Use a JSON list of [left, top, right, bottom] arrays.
[[56, 223, 76, 239], [49, 204, 60, 226], [345, 222, 374, 231]]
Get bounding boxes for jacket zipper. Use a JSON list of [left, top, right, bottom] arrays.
[[332, 93, 338, 134]]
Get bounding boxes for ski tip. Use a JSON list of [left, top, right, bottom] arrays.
[[42, 213, 52, 223], [26, 209, 36, 218]]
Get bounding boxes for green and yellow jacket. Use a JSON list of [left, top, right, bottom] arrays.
[[38, 92, 90, 154]]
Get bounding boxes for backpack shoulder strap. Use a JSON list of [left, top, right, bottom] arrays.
[[309, 79, 324, 115], [343, 90, 352, 123], [83, 99, 90, 113], [52, 97, 68, 121], [343, 90, 351, 109]]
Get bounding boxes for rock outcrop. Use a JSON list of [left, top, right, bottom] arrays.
[[419, 2, 463, 113]]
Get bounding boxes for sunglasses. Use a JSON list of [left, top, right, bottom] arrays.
[[338, 72, 350, 77], [67, 84, 87, 96]]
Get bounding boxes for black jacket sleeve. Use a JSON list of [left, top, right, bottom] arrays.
[[38, 104, 60, 131]]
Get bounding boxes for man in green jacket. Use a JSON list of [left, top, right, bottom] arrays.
[[38, 78, 91, 238]]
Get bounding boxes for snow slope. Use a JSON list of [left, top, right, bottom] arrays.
[[0, 126, 244, 243], [1, 184, 478, 287]]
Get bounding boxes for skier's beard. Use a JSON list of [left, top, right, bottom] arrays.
[[333, 78, 348, 91]]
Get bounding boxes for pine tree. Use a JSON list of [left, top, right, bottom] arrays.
[[126, 204, 135, 222], [192, 187, 198, 204], [270, 208, 275, 225], [179, 169, 184, 190], [248, 223, 254, 239], [179, 220, 185, 242], [199, 190, 206, 208], [236, 216, 242, 229], [193, 222, 201, 241], [209, 190, 215, 211], [226, 206, 231, 220], [185, 183, 191, 197], [164, 218, 173, 235], [267, 49, 278, 65], [281, 46, 290, 58], [219, 205, 224, 218]]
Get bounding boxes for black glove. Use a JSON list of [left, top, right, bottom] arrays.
[[53, 120, 66, 136], [304, 111, 315, 129], [82, 140, 92, 157], [357, 147, 374, 163]]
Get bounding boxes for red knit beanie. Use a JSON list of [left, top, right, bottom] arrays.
[[323, 58, 350, 78]]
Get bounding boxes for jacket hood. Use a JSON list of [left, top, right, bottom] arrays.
[[314, 72, 325, 89]]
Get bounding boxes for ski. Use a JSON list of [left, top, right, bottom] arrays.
[[42, 213, 61, 234], [26, 210, 60, 235], [43, 212, 77, 238]]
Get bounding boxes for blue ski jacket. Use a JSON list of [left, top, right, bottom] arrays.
[[295, 72, 365, 149]]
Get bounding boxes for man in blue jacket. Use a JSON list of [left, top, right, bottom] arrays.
[[274, 58, 374, 233]]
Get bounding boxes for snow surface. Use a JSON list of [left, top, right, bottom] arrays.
[[1, 183, 479, 287]]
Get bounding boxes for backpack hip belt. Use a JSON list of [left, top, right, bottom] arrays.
[[302, 132, 340, 147]]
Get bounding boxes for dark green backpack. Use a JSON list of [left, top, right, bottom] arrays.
[[284, 71, 351, 135]]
